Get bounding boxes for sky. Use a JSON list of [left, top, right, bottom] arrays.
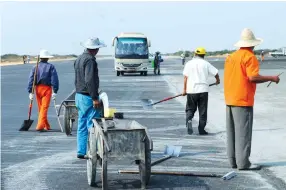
[[1, 1, 286, 55]]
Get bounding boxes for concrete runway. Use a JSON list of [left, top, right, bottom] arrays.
[[1, 58, 286, 190]]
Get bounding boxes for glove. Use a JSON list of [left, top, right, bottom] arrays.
[[52, 93, 57, 100], [29, 93, 34, 100]]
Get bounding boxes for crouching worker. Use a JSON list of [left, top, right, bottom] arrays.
[[27, 50, 59, 132], [74, 38, 106, 159]]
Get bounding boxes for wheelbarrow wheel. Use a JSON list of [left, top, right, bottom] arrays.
[[101, 136, 108, 190], [139, 139, 151, 189], [87, 130, 97, 187], [102, 158, 108, 189], [63, 107, 72, 136]]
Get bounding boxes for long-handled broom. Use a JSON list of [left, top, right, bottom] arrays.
[[19, 55, 40, 131]]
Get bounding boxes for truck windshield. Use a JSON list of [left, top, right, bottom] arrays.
[[115, 37, 148, 59]]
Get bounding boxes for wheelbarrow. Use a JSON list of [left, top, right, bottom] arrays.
[[86, 118, 153, 189]]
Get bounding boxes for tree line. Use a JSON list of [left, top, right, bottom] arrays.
[[167, 49, 279, 57]]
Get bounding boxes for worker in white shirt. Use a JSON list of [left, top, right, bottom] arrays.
[[26, 55, 30, 64], [181, 52, 186, 65], [182, 47, 220, 135]]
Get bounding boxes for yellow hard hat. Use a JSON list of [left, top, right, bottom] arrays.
[[195, 47, 206, 55]]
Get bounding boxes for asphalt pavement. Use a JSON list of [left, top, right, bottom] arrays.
[[1, 58, 286, 190]]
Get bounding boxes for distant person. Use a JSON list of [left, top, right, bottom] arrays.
[[182, 47, 220, 135], [260, 51, 265, 62], [27, 50, 59, 132], [181, 52, 186, 65], [154, 51, 162, 75], [23, 55, 26, 64], [26, 55, 30, 64], [74, 37, 106, 159], [224, 28, 280, 170]]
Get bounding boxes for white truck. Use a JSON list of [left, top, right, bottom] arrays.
[[112, 32, 151, 76], [269, 47, 286, 57]]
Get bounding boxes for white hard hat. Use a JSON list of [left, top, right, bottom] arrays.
[[38, 49, 54, 58], [80, 38, 107, 49]]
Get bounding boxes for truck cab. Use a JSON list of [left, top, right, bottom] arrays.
[[269, 47, 286, 58], [112, 32, 151, 76]]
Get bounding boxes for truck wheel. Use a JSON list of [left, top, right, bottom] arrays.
[[116, 71, 120, 76], [140, 72, 143, 76], [144, 71, 147, 76], [121, 71, 125, 76]]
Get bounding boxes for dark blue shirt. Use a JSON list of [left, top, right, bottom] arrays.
[[27, 61, 59, 93]]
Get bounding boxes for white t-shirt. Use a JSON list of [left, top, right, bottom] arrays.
[[183, 57, 218, 94]]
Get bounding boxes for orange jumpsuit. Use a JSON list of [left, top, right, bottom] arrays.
[[35, 84, 52, 130]]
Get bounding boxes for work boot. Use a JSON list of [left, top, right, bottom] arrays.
[[238, 164, 262, 171], [77, 154, 88, 159], [199, 130, 208, 135], [36, 128, 47, 132], [187, 120, 193, 135]]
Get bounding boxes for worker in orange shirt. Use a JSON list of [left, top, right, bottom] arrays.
[[224, 28, 280, 170]]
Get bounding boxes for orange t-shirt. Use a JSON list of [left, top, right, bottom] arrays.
[[224, 48, 259, 106]]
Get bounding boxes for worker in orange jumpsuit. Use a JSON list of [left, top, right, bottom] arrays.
[[260, 51, 265, 62], [27, 50, 59, 132]]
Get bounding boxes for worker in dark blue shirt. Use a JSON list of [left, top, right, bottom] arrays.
[[74, 38, 106, 159], [27, 50, 59, 131]]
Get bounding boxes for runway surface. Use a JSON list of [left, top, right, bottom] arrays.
[[1, 57, 286, 190]]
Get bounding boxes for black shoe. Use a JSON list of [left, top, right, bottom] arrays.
[[238, 164, 262, 171], [187, 121, 193, 135], [199, 130, 208, 135], [37, 129, 47, 132], [77, 154, 88, 159]]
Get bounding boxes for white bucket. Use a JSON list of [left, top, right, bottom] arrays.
[[99, 92, 109, 117]]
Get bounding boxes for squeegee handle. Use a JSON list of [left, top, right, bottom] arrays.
[[150, 94, 182, 106], [27, 55, 40, 120], [28, 101, 33, 120]]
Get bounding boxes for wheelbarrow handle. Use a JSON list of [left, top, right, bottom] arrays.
[[92, 119, 111, 152]]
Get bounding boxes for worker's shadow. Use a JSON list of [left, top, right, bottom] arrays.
[[121, 73, 162, 77], [159, 73, 181, 76], [149, 150, 221, 159], [26, 129, 62, 133], [212, 128, 284, 136], [179, 150, 221, 157], [257, 161, 286, 167], [95, 176, 210, 190]]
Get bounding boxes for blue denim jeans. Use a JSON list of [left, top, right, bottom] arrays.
[[75, 93, 100, 156]]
